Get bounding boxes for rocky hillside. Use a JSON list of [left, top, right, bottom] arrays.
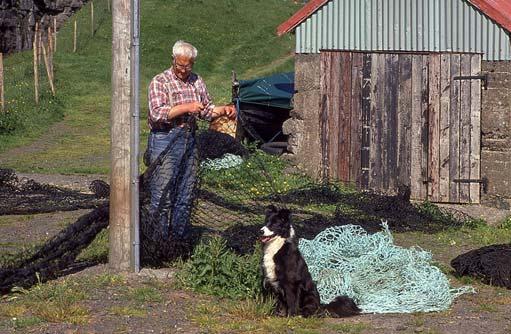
[[0, 0, 86, 53]]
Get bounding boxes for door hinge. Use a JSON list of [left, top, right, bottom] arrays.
[[452, 176, 488, 193], [453, 74, 488, 90]]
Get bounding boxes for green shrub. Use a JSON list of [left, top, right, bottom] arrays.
[[176, 236, 263, 299], [415, 201, 459, 225], [499, 216, 511, 230], [463, 218, 487, 229]]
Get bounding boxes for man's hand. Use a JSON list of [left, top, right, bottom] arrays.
[[169, 102, 204, 120], [187, 101, 205, 114], [224, 104, 236, 119]]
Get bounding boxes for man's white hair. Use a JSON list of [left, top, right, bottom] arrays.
[[172, 40, 198, 59]]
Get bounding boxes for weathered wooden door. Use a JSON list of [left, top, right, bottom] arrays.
[[319, 51, 482, 203]]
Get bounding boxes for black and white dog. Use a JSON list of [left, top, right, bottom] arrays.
[[260, 205, 360, 317]]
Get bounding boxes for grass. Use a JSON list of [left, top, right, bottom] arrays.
[[188, 297, 370, 334], [394, 220, 511, 257], [0, 215, 34, 226], [76, 228, 109, 263], [0, 0, 297, 174], [2, 277, 90, 325], [200, 149, 313, 202], [125, 285, 163, 304], [0, 272, 128, 330]]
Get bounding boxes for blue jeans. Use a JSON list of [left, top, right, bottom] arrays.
[[146, 127, 197, 240]]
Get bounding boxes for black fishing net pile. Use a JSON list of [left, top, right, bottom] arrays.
[[0, 204, 110, 294], [451, 244, 511, 289], [0, 129, 262, 293], [0, 168, 107, 215], [0, 128, 481, 293]]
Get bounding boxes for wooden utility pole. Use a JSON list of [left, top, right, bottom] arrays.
[[0, 53, 4, 112], [110, 0, 137, 271]]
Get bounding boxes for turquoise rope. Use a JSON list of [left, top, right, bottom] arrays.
[[201, 153, 244, 171], [298, 222, 474, 313]]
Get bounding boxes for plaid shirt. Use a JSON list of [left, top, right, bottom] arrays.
[[148, 68, 215, 130]]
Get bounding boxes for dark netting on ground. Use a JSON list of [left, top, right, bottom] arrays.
[[0, 204, 109, 293], [0, 168, 108, 215], [0, 129, 475, 293], [451, 244, 511, 289], [0, 129, 267, 292]]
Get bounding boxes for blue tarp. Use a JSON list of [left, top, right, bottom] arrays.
[[238, 72, 294, 110]]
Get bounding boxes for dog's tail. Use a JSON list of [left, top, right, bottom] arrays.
[[323, 296, 361, 317]]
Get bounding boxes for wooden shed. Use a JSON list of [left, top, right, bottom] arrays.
[[278, 0, 511, 205]]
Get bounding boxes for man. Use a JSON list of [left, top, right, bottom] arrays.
[[146, 40, 236, 241]]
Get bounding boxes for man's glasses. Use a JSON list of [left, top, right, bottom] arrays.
[[173, 60, 193, 70]]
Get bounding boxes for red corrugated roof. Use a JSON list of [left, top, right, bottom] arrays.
[[277, 0, 511, 36], [276, 0, 329, 36], [468, 0, 511, 33]]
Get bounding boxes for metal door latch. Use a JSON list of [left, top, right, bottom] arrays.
[[453, 74, 488, 90], [452, 176, 488, 193]]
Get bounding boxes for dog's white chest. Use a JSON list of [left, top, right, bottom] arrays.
[[262, 237, 286, 287]]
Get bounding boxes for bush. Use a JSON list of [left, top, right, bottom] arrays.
[[0, 110, 24, 134], [176, 236, 263, 299], [499, 216, 511, 230]]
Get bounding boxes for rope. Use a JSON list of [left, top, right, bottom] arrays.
[[201, 153, 244, 171], [299, 222, 475, 313]]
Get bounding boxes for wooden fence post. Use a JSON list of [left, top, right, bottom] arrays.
[[53, 17, 57, 52], [73, 19, 77, 53], [47, 26, 54, 77], [41, 42, 55, 96], [91, 1, 94, 36], [33, 23, 39, 105], [37, 27, 42, 66], [0, 53, 4, 113]]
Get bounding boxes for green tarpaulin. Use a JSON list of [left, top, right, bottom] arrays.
[[238, 72, 294, 109]]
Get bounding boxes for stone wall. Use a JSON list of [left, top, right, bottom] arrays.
[[0, 0, 86, 54], [285, 55, 511, 207], [282, 54, 322, 178], [481, 61, 511, 208]]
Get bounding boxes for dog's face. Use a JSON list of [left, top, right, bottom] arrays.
[[260, 205, 294, 243]]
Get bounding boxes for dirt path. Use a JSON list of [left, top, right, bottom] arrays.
[[437, 203, 509, 226], [0, 122, 71, 164]]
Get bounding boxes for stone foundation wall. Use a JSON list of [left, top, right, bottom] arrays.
[[481, 61, 511, 208], [282, 54, 322, 178], [286, 55, 511, 207]]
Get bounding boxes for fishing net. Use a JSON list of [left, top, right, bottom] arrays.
[[0, 128, 266, 292], [0, 168, 107, 215], [451, 244, 511, 289], [0, 127, 473, 296], [299, 222, 474, 313]]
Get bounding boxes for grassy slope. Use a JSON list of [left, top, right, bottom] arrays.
[[0, 0, 297, 174]]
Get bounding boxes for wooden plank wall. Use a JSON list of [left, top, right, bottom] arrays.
[[319, 52, 362, 183], [429, 53, 482, 203], [318, 51, 481, 203], [410, 55, 429, 200]]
